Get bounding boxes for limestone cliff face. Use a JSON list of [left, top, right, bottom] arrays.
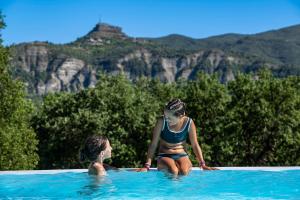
[[115, 49, 238, 82], [16, 43, 49, 73], [12, 43, 239, 95], [12, 43, 97, 94], [39, 58, 89, 94]]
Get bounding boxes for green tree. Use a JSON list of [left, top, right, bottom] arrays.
[[31, 68, 300, 168], [32, 73, 161, 169], [0, 13, 39, 170], [135, 76, 180, 108], [180, 73, 230, 166], [224, 70, 300, 166]]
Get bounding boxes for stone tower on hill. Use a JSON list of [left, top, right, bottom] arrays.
[[82, 23, 129, 44]]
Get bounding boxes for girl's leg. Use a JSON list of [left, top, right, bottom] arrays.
[[157, 157, 179, 175], [175, 156, 192, 175]]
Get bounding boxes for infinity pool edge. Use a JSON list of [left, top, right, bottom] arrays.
[[1, 167, 300, 174]]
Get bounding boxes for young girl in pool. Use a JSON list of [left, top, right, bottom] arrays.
[[80, 135, 113, 176], [138, 99, 218, 175]]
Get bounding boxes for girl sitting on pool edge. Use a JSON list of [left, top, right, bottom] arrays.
[[137, 99, 218, 175], [79, 135, 115, 176]]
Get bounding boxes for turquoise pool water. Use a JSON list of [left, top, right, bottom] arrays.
[[0, 169, 300, 199]]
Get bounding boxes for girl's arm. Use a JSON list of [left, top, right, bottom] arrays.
[[137, 118, 163, 171], [189, 119, 218, 170]]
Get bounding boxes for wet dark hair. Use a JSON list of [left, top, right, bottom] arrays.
[[164, 99, 186, 117], [79, 135, 108, 162]]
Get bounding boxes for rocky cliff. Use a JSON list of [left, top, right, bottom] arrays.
[[9, 23, 300, 95]]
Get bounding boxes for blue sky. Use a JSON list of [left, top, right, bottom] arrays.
[[1, 0, 300, 45]]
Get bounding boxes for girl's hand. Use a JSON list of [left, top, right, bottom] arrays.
[[136, 163, 150, 172], [201, 165, 219, 170], [135, 167, 149, 172]]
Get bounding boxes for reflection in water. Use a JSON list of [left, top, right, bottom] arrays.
[[78, 174, 113, 196], [158, 169, 183, 182]]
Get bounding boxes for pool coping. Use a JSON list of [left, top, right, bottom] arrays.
[[1, 167, 300, 174]]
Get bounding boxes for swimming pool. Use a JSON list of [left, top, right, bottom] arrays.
[[1, 167, 299, 199]]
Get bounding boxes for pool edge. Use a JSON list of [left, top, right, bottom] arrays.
[[1, 167, 300, 174]]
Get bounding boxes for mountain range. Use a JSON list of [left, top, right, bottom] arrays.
[[9, 23, 300, 95]]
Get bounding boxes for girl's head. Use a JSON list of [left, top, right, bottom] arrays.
[[80, 135, 112, 163], [164, 99, 186, 125]]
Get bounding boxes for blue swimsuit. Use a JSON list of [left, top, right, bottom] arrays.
[[158, 117, 192, 160]]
